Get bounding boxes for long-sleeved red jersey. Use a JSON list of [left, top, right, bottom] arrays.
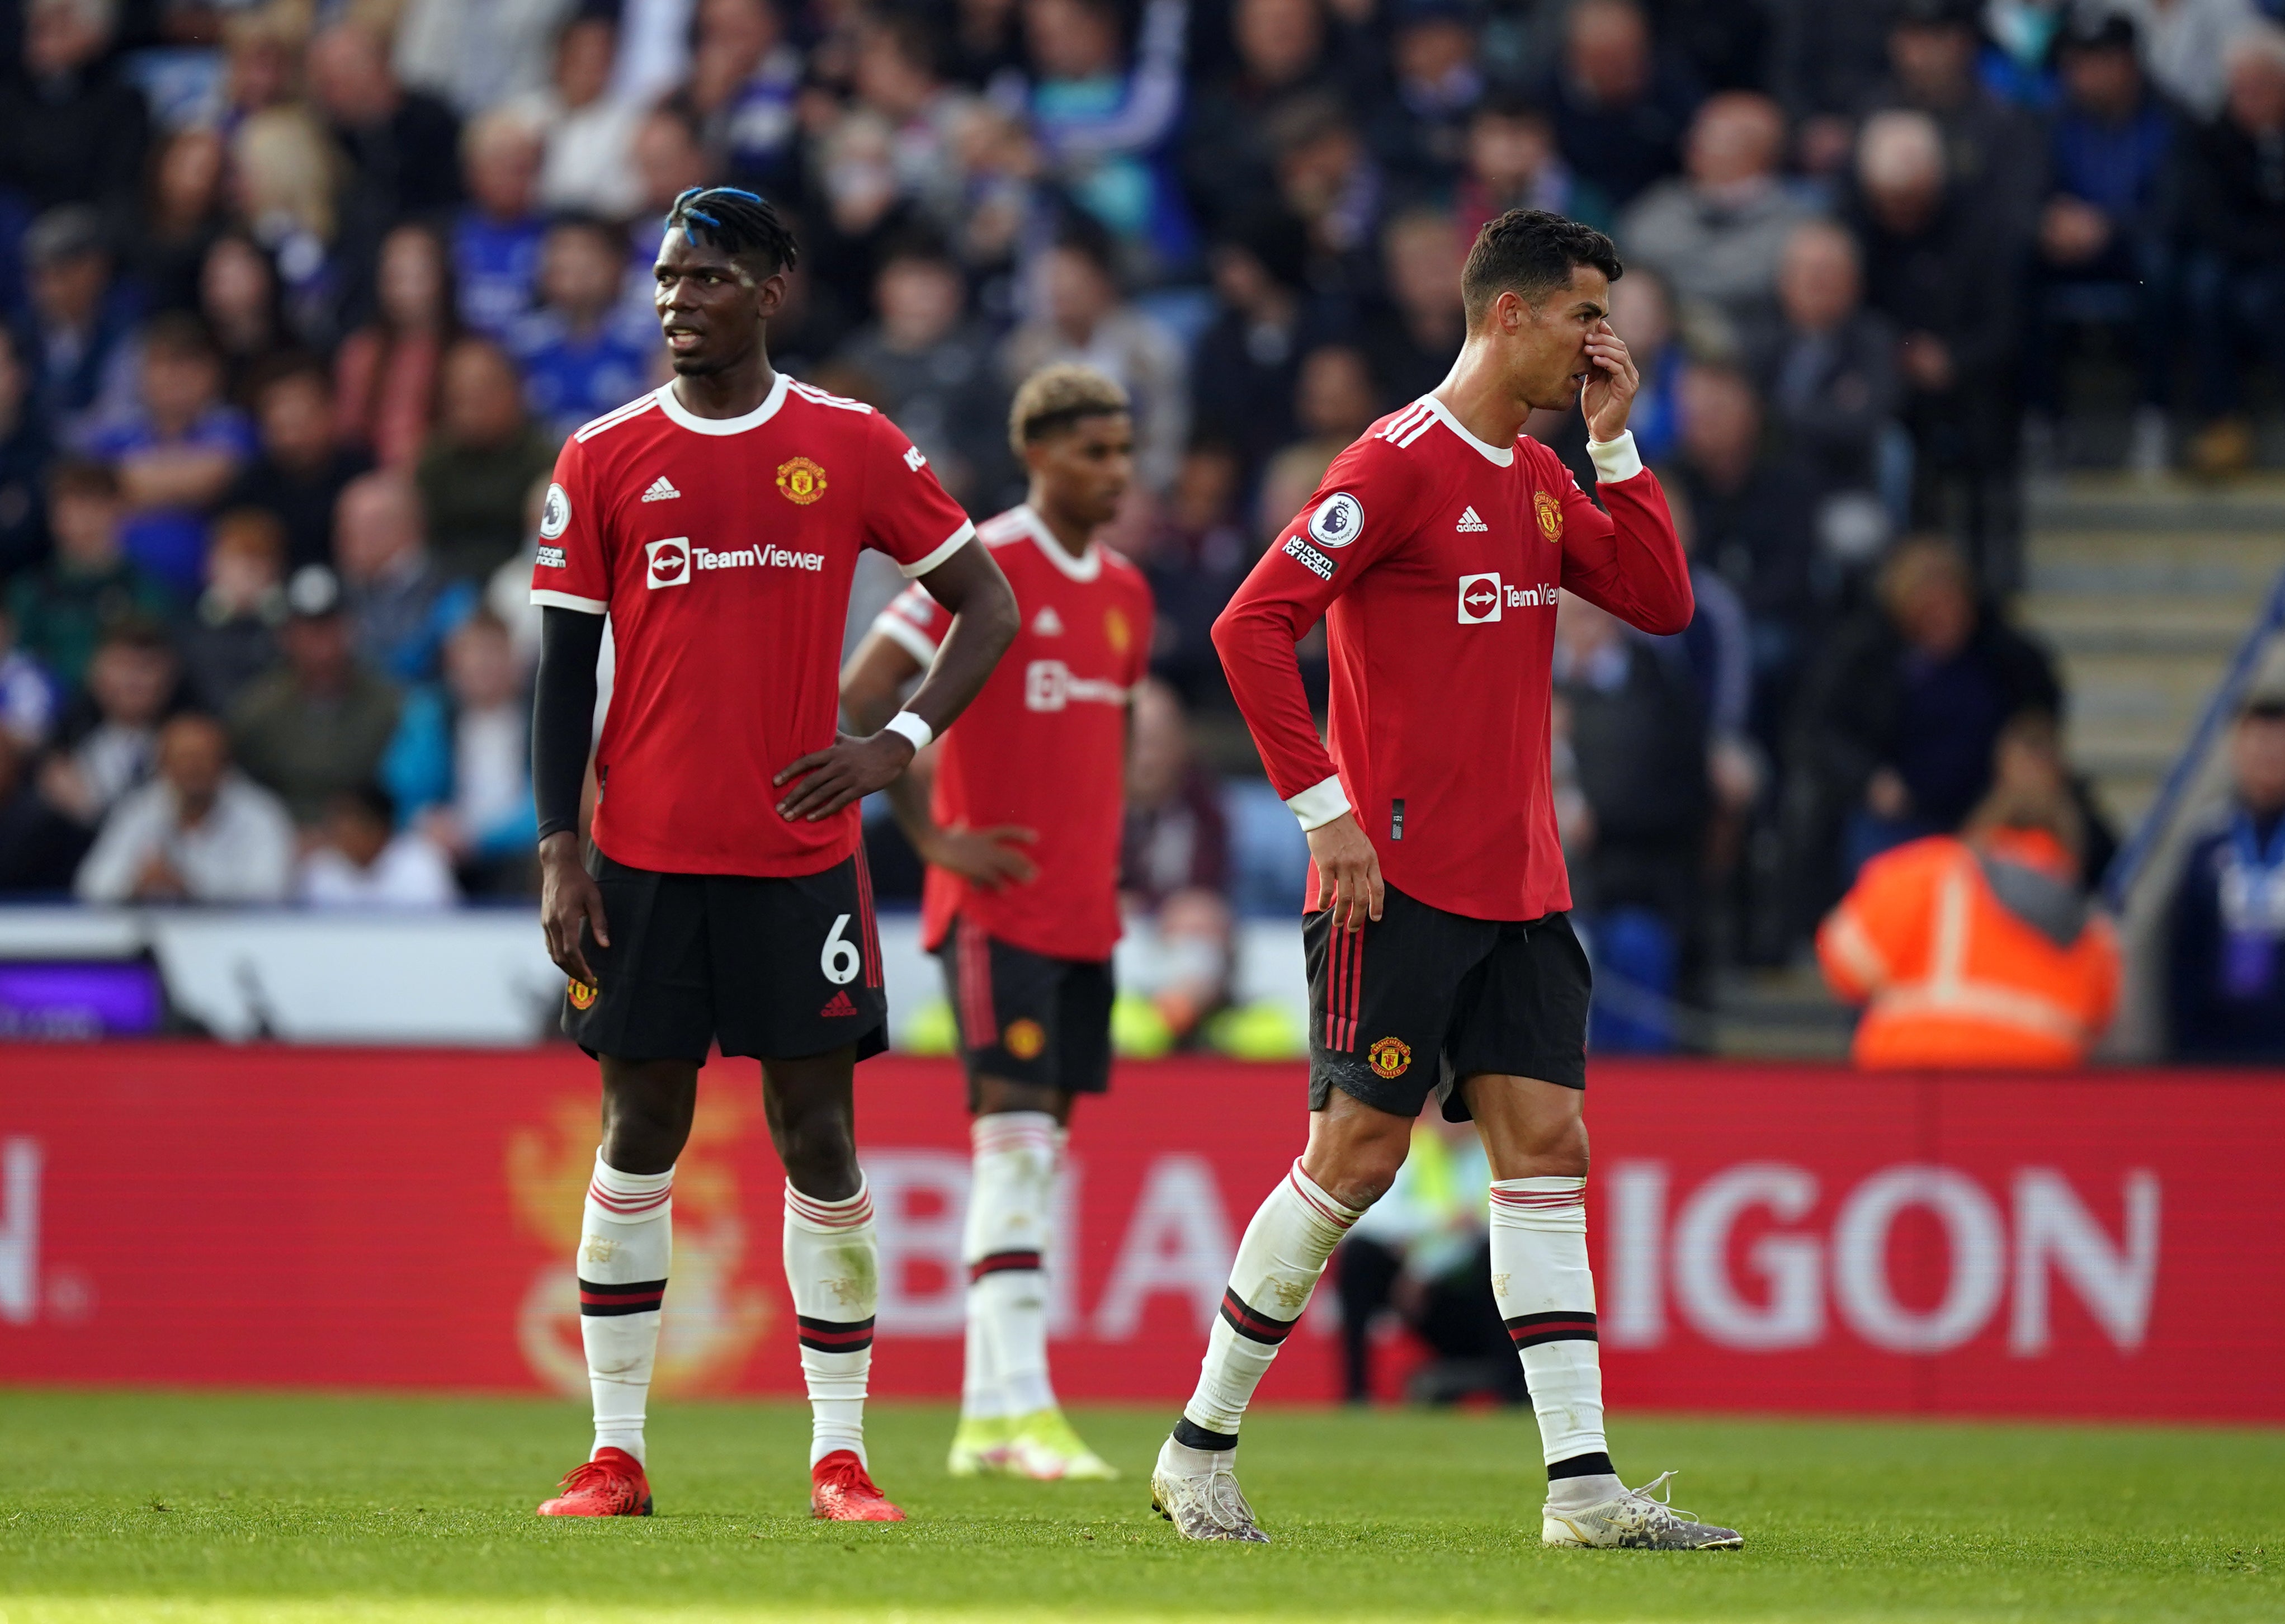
[[1211, 396, 1693, 922]]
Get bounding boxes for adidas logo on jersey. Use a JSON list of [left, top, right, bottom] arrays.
[[1032, 605, 1064, 636], [640, 476, 680, 502], [1456, 506, 1489, 532], [820, 990, 858, 1017]]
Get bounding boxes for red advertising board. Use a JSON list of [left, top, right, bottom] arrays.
[[2, 1047, 2280, 1422]]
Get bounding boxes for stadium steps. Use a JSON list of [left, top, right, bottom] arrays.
[[2018, 474, 2285, 830]]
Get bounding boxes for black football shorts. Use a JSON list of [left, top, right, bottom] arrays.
[[934, 918, 1114, 1105], [562, 846, 889, 1064], [1306, 884, 1590, 1120]]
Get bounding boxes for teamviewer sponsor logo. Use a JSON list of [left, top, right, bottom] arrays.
[[1025, 659, 1128, 712], [1458, 572, 1502, 622], [646, 537, 691, 588], [696, 544, 825, 573]]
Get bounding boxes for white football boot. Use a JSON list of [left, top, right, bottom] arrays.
[[1541, 1471, 1743, 1550], [1149, 1437, 1270, 1543], [1002, 1408, 1120, 1480]]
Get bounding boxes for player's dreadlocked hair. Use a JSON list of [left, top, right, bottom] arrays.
[[663, 186, 801, 280]]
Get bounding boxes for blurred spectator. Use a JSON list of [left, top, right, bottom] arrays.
[[1258, 343, 1379, 535], [1850, 109, 2022, 589], [335, 472, 479, 687], [298, 782, 459, 909], [1607, 266, 1686, 465], [177, 509, 286, 717], [307, 21, 464, 317], [1359, 209, 1467, 410], [2178, 26, 2285, 478], [1750, 220, 1902, 560], [0, 728, 89, 893], [2025, 11, 2178, 475], [508, 13, 646, 221], [75, 712, 294, 905], [829, 235, 1013, 507], [228, 107, 344, 347], [844, 7, 978, 237], [1121, 677, 1234, 1041], [2100, 0, 2264, 120], [416, 338, 560, 582], [510, 216, 654, 443], [1769, 0, 1902, 174], [1819, 710, 2120, 1068], [2168, 686, 2285, 1060], [1370, 0, 1486, 189], [41, 618, 180, 829], [952, 0, 1027, 85], [1789, 536, 2061, 906], [199, 235, 294, 405], [1535, 0, 1701, 210], [1005, 230, 1188, 490], [1672, 362, 1817, 731], [1191, 217, 1322, 479], [82, 314, 256, 597], [17, 204, 138, 438], [392, 0, 572, 120], [225, 356, 375, 573], [453, 111, 550, 342], [1267, 91, 1386, 282], [335, 222, 456, 469], [1619, 91, 1811, 337], [0, 326, 53, 580], [1335, 1120, 1514, 1405], [692, 0, 806, 200], [1137, 441, 1250, 712], [1182, 0, 1346, 239], [1867, 0, 2050, 238], [0, 0, 151, 222], [1012, 0, 1192, 267], [0, 600, 60, 749], [1553, 593, 1708, 1051], [228, 565, 404, 827], [396, 610, 538, 895], [1456, 96, 1612, 239], [7, 460, 172, 693], [139, 126, 230, 318]]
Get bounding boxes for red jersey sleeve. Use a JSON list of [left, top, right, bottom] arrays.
[[1122, 570, 1156, 696], [1211, 439, 1422, 823], [1548, 435, 1693, 636], [862, 412, 978, 577], [870, 582, 945, 667], [530, 436, 610, 613]]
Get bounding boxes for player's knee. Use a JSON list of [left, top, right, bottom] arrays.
[[776, 1108, 862, 1200], [1310, 1139, 1408, 1210]]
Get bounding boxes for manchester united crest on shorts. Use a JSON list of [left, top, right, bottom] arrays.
[[1535, 489, 1564, 542], [1367, 1035, 1412, 1078], [1004, 1017, 1047, 1060], [776, 456, 828, 504], [567, 979, 598, 1010]]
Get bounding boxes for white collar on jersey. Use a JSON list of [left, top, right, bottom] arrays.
[[1415, 393, 1516, 467], [1014, 503, 1103, 582], [653, 370, 791, 436]]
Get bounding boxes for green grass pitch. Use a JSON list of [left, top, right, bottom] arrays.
[[1, 1391, 2279, 1622]]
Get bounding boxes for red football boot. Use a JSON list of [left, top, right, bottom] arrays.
[[537, 1447, 653, 1517], [809, 1450, 904, 1522]]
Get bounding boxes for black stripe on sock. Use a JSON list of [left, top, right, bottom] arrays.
[[577, 1277, 669, 1316], [1504, 1309, 1598, 1348], [969, 1250, 1043, 1281], [1173, 1417, 1239, 1451], [795, 1313, 876, 1352], [1218, 1286, 1299, 1346], [1547, 1451, 1614, 1481]]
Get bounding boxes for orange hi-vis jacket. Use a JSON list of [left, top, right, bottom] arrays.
[[1816, 830, 2121, 1069]]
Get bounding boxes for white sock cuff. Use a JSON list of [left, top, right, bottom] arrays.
[[1490, 1176, 1587, 1231], [589, 1153, 674, 1221], [785, 1176, 874, 1234], [971, 1111, 1057, 1156], [1285, 1159, 1365, 1240]]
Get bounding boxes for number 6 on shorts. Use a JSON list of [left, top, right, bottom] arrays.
[[821, 913, 862, 984]]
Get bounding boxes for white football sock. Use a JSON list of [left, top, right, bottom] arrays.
[[784, 1176, 878, 1469], [1489, 1176, 1620, 1508], [578, 1153, 673, 1466], [1177, 1160, 1361, 1447], [962, 1111, 1058, 1421]]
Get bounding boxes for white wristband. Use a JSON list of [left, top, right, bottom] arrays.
[[882, 711, 933, 752]]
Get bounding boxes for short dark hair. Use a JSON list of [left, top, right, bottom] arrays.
[[334, 781, 396, 829], [141, 311, 220, 365], [49, 457, 120, 502], [663, 185, 801, 278], [1461, 209, 1622, 325]]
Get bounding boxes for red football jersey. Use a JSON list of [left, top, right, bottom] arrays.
[[872, 505, 1154, 961], [532, 375, 976, 876], [1212, 398, 1692, 922]]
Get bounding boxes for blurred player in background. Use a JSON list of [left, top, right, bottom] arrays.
[[841, 365, 1152, 1483], [1153, 210, 1743, 1550], [526, 186, 1017, 1522]]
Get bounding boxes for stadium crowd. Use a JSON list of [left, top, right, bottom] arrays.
[[0, 0, 2281, 1060]]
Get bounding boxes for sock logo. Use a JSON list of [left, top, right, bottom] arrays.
[[820, 990, 858, 1017], [1367, 1035, 1412, 1078]]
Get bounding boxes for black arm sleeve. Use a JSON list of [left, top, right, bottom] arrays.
[[532, 606, 606, 843]]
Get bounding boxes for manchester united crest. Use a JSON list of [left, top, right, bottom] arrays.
[[1104, 606, 1131, 657], [776, 456, 828, 504], [567, 979, 598, 1010], [1534, 489, 1564, 542], [1367, 1035, 1412, 1078], [1004, 1018, 1046, 1060]]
